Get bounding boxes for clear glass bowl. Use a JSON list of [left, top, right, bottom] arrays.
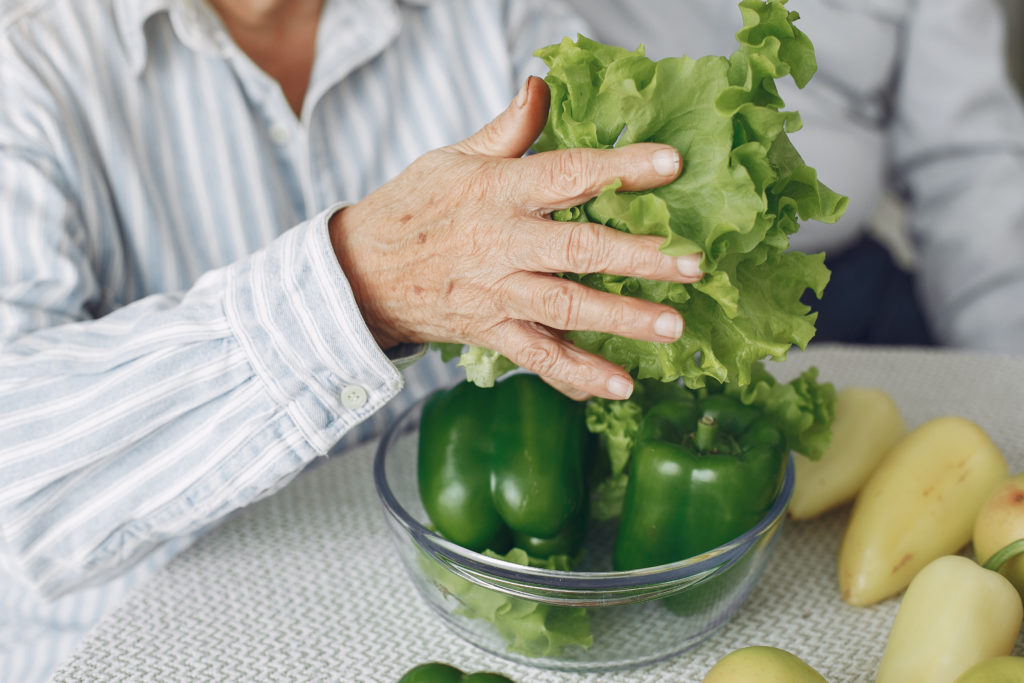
[[373, 395, 794, 672]]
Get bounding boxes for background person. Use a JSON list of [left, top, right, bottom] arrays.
[[567, 0, 1024, 349]]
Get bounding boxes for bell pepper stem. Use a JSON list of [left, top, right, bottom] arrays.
[[983, 538, 1024, 573], [695, 415, 718, 452]]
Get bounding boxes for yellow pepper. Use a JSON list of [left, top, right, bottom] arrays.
[[838, 416, 1007, 605], [789, 387, 905, 521], [876, 555, 1022, 683]]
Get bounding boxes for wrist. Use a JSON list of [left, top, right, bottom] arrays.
[[327, 204, 401, 351]]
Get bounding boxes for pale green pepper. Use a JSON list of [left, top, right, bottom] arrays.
[[876, 555, 1023, 683], [955, 656, 1024, 683]]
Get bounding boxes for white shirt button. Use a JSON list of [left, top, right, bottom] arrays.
[[269, 122, 290, 145], [340, 385, 368, 409]]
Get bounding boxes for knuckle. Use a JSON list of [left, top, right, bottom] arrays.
[[538, 280, 582, 330], [562, 223, 603, 272], [626, 239, 665, 276], [603, 300, 639, 335], [490, 274, 521, 313], [546, 148, 595, 201], [518, 337, 565, 377], [461, 172, 494, 207], [464, 159, 513, 206], [418, 149, 504, 202]]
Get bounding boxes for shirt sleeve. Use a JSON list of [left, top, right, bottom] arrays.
[[0, 137, 403, 600], [888, 0, 1024, 350]]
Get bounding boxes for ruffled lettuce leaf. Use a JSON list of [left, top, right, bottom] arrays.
[[419, 547, 592, 657], [705, 361, 836, 459], [583, 395, 643, 477], [432, 342, 517, 388], [445, 0, 846, 389]]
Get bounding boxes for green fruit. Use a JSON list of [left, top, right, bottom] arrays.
[[702, 646, 826, 682], [397, 663, 515, 683], [955, 656, 1024, 683], [398, 663, 464, 683]]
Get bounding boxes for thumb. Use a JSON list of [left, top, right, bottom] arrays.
[[452, 76, 551, 158]]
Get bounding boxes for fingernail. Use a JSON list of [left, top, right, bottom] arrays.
[[652, 148, 680, 176], [606, 375, 634, 400], [514, 77, 531, 108], [654, 312, 683, 340], [676, 253, 703, 278]]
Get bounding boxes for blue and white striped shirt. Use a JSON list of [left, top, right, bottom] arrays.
[[0, 0, 585, 679]]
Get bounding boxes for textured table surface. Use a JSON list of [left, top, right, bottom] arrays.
[[51, 344, 1024, 682]]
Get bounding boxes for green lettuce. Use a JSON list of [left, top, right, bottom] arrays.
[[420, 547, 592, 657], [705, 361, 836, 459], [442, 0, 846, 389]]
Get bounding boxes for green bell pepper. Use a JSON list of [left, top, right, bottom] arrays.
[[417, 373, 589, 558], [613, 393, 788, 571], [398, 662, 515, 683]]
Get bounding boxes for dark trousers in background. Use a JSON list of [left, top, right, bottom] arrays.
[[803, 235, 937, 347]]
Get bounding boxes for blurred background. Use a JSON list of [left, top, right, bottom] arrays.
[[870, 0, 1024, 268]]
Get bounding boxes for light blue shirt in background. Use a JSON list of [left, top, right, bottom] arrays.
[[0, 1, 584, 679]]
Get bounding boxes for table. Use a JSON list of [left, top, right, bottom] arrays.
[[50, 344, 1024, 682]]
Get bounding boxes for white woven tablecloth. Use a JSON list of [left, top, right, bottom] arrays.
[[50, 344, 1024, 682]]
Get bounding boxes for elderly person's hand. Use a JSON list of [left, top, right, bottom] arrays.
[[329, 76, 703, 401]]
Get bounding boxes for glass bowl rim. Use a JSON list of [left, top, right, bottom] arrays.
[[373, 392, 794, 592]]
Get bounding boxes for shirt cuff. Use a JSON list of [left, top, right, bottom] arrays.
[[224, 204, 404, 453], [385, 343, 427, 370]]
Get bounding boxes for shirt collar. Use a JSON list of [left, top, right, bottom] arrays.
[[115, 0, 232, 76], [114, 0, 437, 78], [114, 0, 171, 76]]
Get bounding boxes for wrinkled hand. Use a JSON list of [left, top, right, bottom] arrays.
[[329, 77, 703, 401]]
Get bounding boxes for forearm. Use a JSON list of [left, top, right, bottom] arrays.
[[0, 210, 404, 597]]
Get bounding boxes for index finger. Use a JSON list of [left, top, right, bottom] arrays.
[[510, 143, 682, 212]]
